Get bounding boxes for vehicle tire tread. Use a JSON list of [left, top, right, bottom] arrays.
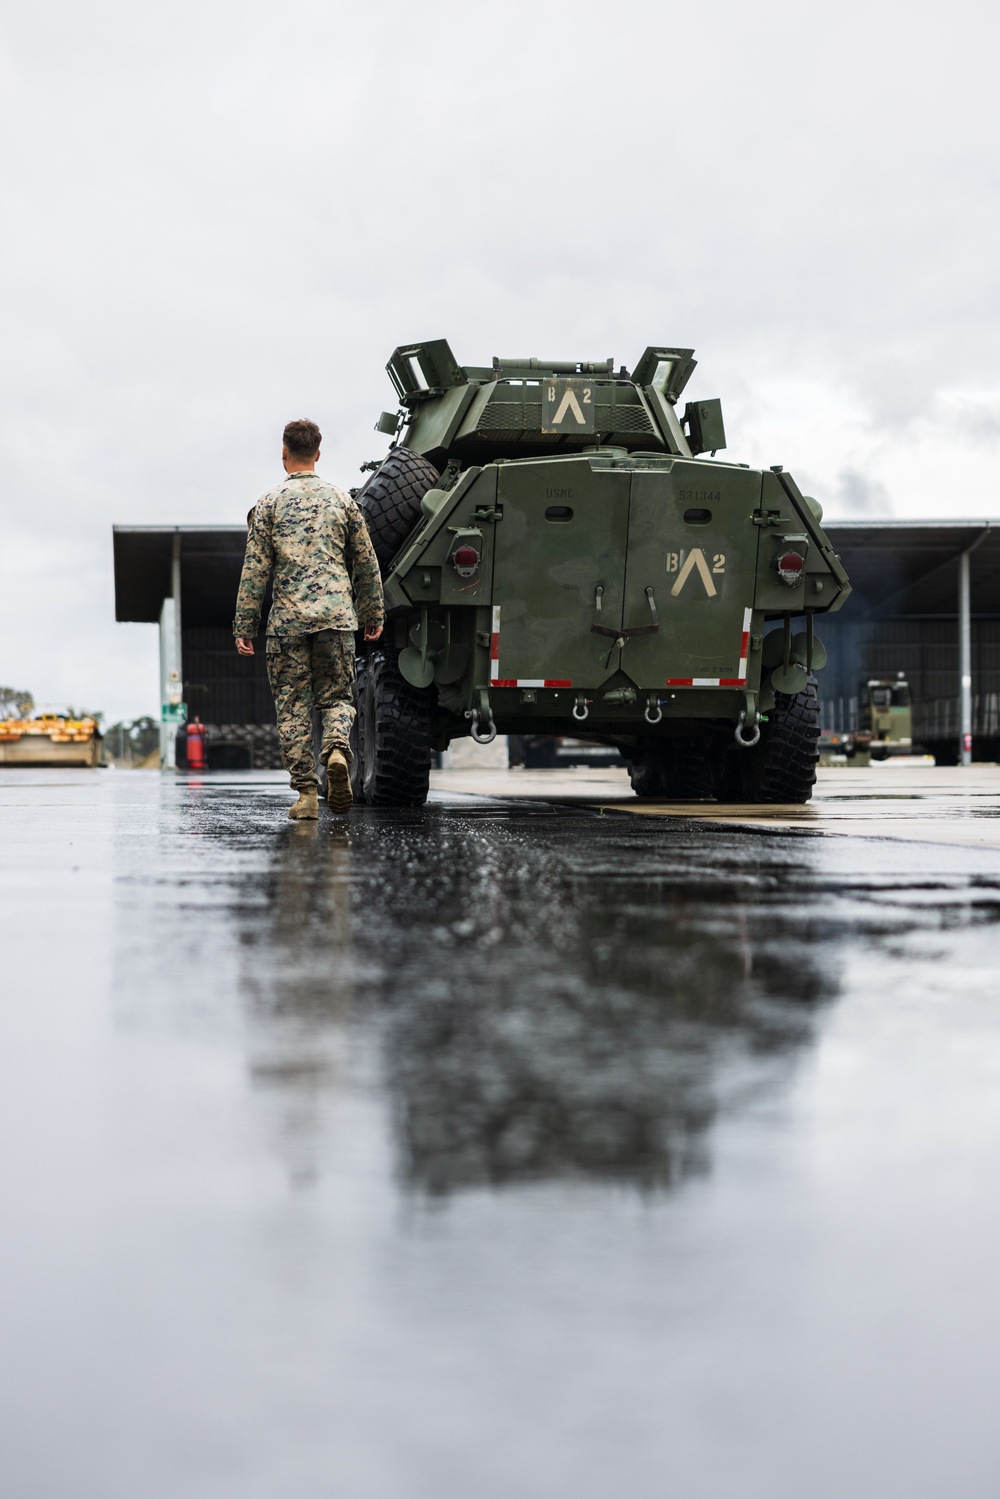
[[355, 449, 440, 573], [365, 649, 432, 806]]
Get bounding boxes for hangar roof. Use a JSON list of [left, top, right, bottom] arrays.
[[113, 526, 249, 627], [113, 519, 1000, 625], [825, 521, 999, 616]]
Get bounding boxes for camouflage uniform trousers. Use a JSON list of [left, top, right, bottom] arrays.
[[266, 630, 355, 789]]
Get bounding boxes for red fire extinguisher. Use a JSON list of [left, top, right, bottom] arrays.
[[186, 716, 207, 771]]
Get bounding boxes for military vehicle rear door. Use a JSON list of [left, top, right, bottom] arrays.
[[491, 458, 630, 688], [620, 462, 762, 688]]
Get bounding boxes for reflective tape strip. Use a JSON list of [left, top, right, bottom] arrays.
[[740, 605, 752, 661], [490, 605, 501, 681], [735, 605, 751, 684], [492, 679, 572, 689]]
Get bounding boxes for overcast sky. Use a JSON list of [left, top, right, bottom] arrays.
[[2, 0, 998, 722]]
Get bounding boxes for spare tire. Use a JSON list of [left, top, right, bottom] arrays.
[[355, 448, 440, 573]]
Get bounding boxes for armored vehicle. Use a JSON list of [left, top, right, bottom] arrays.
[[859, 675, 915, 759], [349, 339, 851, 805]]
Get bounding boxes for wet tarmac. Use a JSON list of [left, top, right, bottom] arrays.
[[437, 761, 1000, 847], [3, 767, 1000, 1498]]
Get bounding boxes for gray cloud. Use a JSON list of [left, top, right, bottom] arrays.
[[826, 468, 894, 519], [944, 398, 1000, 445]]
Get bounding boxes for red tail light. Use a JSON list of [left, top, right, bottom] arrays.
[[452, 545, 480, 577], [777, 552, 805, 585]]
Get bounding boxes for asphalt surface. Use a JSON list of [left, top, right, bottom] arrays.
[[3, 766, 1000, 1498]]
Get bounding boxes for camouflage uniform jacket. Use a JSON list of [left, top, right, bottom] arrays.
[[233, 472, 384, 638]]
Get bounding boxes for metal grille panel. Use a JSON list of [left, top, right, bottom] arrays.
[[595, 403, 654, 433]]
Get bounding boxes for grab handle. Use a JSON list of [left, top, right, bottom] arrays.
[[592, 583, 619, 638]]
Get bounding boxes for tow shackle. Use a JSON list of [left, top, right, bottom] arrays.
[[465, 706, 498, 744], [735, 710, 761, 748]]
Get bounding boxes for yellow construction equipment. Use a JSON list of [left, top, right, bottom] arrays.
[[0, 712, 102, 766]]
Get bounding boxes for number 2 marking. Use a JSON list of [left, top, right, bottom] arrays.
[[582, 386, 592, 404], [713, 553, 726, 573]]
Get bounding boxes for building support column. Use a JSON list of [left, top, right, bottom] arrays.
[[172, 531, 183, 691], [959, 547, 972, 767], [159, 532, 185, 769]]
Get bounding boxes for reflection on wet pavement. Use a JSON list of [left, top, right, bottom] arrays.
[[349, 812, 837, 1194], [2, 770, 1000, 1498]]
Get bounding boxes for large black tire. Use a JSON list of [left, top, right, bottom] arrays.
[[355, 448, 440, 573], [711, 742, 743, 803], [348, 655, 368, 804], [714, 678, 820, 804], [626, 738, 714, 800], [522, 736, 560, 769], [627, 749, 666, 799], [664, 737, 715, 799], [351, 648, 432, 807]]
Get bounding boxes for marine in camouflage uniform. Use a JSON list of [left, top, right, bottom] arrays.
[[233, 469, 383, 791]]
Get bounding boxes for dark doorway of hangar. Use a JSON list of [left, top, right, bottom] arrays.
[[821, 523, 1000, 765]]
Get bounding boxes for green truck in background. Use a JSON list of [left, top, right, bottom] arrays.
[[861, 675, 914, 757], [349, 339, 851, 806]]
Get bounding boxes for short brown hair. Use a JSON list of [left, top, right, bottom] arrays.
[[283, 418, 322, 459]]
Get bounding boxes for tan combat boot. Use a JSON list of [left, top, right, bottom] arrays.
[[326, 747, 353, 813], [287, 788, 319, 820]]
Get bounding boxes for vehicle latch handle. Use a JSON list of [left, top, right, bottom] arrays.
[[591, 583, 621, 638]]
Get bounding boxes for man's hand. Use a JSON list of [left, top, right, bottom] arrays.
[[364, 623, 384, 642], [235, 637, 255, 656]]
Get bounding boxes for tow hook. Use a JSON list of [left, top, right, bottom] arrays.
[[644, 696, 663, 724], [572, 696, 590, 722], [466, 707, 498, 744], [735, 711, 761, 748], [465, 687, 497, 744]]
